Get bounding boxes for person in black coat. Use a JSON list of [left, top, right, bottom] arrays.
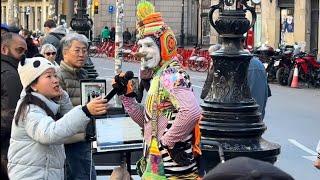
[[19, 29, 39, 58], [1, 32, 27, 180]]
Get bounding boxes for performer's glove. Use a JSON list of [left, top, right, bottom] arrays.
[[161, 141, 193, 166], [112, 72, 136, 97]]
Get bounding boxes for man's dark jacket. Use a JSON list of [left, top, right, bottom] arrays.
[[1, 55, 23, 156]]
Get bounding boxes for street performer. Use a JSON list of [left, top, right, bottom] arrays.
[[112, 0, 202, 179]]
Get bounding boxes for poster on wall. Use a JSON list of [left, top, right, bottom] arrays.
[[282, 15, 294, 33], [280, 8, 295, 45]]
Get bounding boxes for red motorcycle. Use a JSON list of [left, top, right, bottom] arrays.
[[288, 49, 320, 88]]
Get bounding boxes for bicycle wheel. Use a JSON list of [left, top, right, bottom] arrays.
[[188, 59, 197, 71], [196, 57, 209, 72]]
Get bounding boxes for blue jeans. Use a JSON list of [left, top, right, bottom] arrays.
[[65, 141, 96, 180]]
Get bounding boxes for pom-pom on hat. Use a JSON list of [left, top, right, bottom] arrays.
[[136, 0, 177, 61], [18, 57, 56, 88]]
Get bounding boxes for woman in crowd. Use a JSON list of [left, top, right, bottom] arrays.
[[40, 43, 60, 68], [7, 57, 108, 179], [20, 29, 39, 58]]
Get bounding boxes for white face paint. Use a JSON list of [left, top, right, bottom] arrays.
[[137, 37, 161, 69]]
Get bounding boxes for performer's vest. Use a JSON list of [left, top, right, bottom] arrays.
[[144, 60, 201, 177]]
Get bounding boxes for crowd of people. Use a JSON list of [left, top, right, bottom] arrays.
[[100, 26, 135, 44], [0, 1, 319, 179], [1, 20, 107, 180]]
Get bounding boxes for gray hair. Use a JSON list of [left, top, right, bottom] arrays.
[[40, 43, 57, 54], [61, 33, 88, 53]]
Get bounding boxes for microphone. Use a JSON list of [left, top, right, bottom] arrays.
[[104, 71, 134, 102]]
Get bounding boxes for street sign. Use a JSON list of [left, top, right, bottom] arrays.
[[108, 5, 115, 14]]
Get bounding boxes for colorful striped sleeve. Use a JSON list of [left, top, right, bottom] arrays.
[[120, 96, 145, 127], [160, 87, 202, 148]]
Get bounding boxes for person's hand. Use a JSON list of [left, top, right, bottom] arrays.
[[161, 141, 193, 166], [112, 72, 136, 97], [314, 157, 320, 169], [52, 86, 64, 101], [86, 97, 108, 116]]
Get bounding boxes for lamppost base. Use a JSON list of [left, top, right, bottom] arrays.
[[200, 101, 281, 172], [201, 137, 280, 172]]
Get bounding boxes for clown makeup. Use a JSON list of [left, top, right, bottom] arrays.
[[137, 37, 161, 69]]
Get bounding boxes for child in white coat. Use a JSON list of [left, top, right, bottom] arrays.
[[7, 57, 108, 180]]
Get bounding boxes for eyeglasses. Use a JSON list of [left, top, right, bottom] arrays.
[[71, 49, 88, 55], [45, 52, 56, 56]]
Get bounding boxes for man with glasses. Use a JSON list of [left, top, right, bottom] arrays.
[[57, 33, 96, 180], [1, 32, 27, 180]]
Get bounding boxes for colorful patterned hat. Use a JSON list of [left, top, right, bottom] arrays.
[[136, 0, 177, 61]]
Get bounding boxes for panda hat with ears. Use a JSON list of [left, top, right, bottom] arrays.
[[18, 57, 56, 89]]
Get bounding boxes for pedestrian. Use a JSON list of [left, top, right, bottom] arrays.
[[314, 140, 320, 169], [202, 157, 294, 180], [131, 29, 137, 43], [43, 19, 57, 35], [110, 27, 115, 42], [40, 43, 59, 68], [112, 1, 202, 178], [123, 28, 132, 44], [247, 56, 271, 119], [57, 33, 97, 180], [42, 21, 67, 64], [1, 32, 27, 180], [20, 29, 39, 58], [100, 26, 110, 42], [7, 56, 108, 180]]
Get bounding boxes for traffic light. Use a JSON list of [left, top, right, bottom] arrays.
[[94, 0, 99, 14]]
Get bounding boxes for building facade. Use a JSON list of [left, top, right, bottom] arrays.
[[1, 0, 202, 46], [92, 0, 199, 46], [208, 0, 319, 54], [1, 0, 59, 32]]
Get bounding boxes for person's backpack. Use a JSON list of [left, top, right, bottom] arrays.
[[49, 32, 65, 65]]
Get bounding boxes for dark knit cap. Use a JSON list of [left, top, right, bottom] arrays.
[[203, 157, 294, 180]]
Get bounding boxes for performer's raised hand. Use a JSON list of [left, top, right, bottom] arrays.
[[112, 71, 136, 97]]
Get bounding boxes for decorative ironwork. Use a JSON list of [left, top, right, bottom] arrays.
[[200, 0, 280, 172]]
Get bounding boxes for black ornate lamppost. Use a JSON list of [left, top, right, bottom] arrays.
[[70, 0, 98, 79], [200, 0, 280, 172]]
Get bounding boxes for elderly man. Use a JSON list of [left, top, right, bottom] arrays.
[[1, 32, 27, 179], [112, 1, 202, 179], [57, 33, 96, 180]]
